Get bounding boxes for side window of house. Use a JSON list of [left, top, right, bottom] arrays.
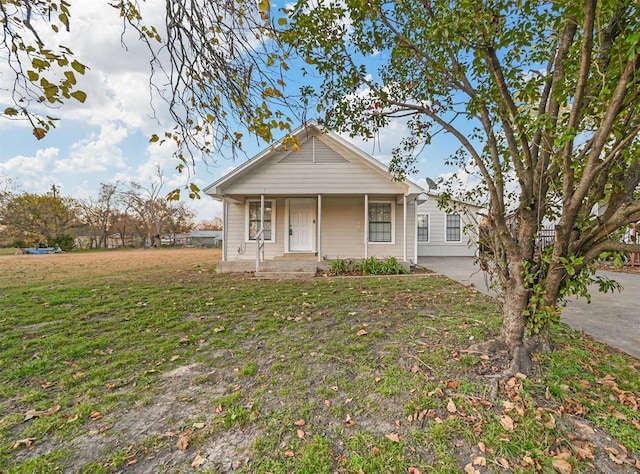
[[445, 214, 461, 242], [368, 202, 392, 243], [248, 201, 273, 240], [417, 214, 429, 242]]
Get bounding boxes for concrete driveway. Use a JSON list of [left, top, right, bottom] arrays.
[[420, 257, 640, 359]]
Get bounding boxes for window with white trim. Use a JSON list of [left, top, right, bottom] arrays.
[[368, 201, 394, 243], [417, 214, 429, 242], [445, 214, 461, 242], [247, 200, 274, 241]]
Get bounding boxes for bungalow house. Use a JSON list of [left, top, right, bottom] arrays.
[[204, 121, 478, 274]]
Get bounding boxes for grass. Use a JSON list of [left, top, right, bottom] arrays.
[[0, 248, 638, 473]]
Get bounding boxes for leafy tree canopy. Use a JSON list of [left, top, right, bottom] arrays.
[[1, 0, 302, 195]]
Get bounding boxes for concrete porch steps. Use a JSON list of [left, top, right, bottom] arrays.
[[254, 260, 319, 279], [272, 253, 318, 262], [254, 270, 318, 279]]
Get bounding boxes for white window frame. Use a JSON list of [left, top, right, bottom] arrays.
[[368, 200, 395, 244], [417, 213, 430, 243], [245, 199, 276, 243], [445, 213, 462, 242]]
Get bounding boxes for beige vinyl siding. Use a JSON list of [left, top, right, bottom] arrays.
[[417, 199, 478, 257], [320, 197, 417, 262], [223, 136, 406, 196], [319, 197, 365, 259], [224, 199, 286, 260]]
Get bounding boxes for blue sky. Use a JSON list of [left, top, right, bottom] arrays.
[[0, 1, 463, 222]]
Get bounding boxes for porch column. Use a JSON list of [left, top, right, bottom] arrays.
[[317, 194, 322, 262], [260, 194, 265, 231], [414, 200, 418, 264], [222, 198, 227, 262], [364, 194, 368, 259], [403, 195, 407, 262]]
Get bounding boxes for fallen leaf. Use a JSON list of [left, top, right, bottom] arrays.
[[575, 422, 595, 435], [551, 457, 573, 473], [214, 326, 225, 333], [192, 422, 205, 429], [294, 419, 306, 426], [170, 355, 181, 361], [90, 411, 102, 420], [496, 457, 510, 469], [408, 468, 422, 474], [126, 459, 138, 466], [385, 433, 401, 443], [478, 442, 486, 453], [11, 438, 35, 450], [463, 463, 480, 474], [283, 450, 295, 457], [357, 329, 368, 337], [177, 430, 191, 451], [345, 414, 355, 427], [606, 450, 624, 465], [296, 429, 305, 439], [447, 399, 457, 413], [324, 400, 331, 407], [191, 454, 207, 467], [472, 455, 486, 466], [23, 404, 61, 422], [500, 414, 515, 432], [571, 440, 594, 460]]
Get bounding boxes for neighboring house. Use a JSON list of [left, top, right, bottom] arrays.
[[204, 121, 427, 272], [169, 230, 223, 247], [106, 233, 143, 248]]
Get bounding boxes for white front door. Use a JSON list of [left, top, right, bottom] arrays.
[[289, 199, 315, 252]]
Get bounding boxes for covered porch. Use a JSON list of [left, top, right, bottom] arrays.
[[215, 192, 420, 276]]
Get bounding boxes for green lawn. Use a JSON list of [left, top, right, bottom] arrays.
[[0, 251, 638, 473]]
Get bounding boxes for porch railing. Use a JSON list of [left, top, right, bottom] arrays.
[[255, 228, 265, 273]]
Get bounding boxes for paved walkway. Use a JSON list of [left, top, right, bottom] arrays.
[[419, 257, 640, 359]]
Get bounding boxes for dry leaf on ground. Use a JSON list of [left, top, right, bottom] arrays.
[[551, 457, 573, 473], [500, 414, 515, 432], [385, 433, 401, 443], [191, 454, 207, 467], [176, 430, 191, 451]]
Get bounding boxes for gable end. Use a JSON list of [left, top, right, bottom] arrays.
[[277, 136, 350, 164]]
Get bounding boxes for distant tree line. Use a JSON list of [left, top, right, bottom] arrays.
[[0, 175, 215, 250]]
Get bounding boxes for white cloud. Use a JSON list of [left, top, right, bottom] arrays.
[[53, 123, 128, 174]]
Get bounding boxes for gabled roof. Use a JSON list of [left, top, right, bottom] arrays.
[[203, 121, 425, 198]]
